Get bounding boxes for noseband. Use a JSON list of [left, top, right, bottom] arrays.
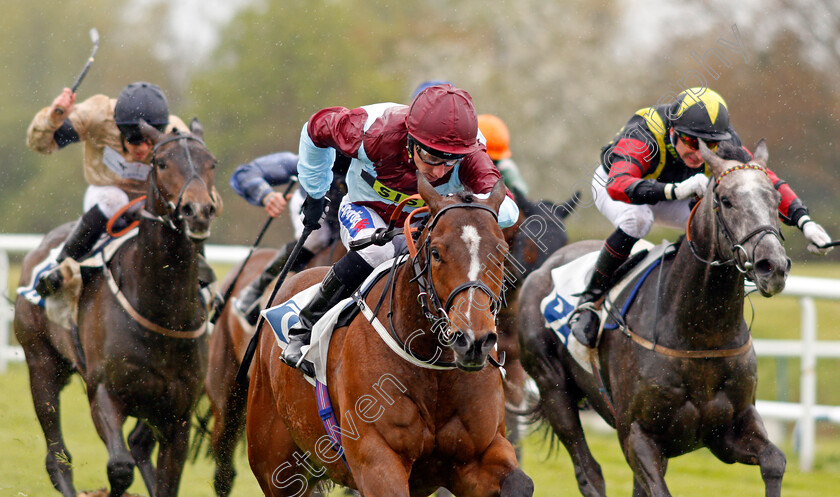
[[366, 195, 506, 369], [410, 202, 504, 327], [686, 162, 783, 279], [141, 133, 212, 233]]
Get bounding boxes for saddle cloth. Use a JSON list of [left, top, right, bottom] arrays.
[[17, 230, 139, 328], [18, 230, 138, 307], [262, 256, 400, 386], [539, 239, 675, 372]]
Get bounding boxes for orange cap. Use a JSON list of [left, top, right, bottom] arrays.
[[477, 114, 511, 160]]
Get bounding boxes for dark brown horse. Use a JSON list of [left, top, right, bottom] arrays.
[[205, 242, 345, 497], [15, 119, 218, 497], [518, 141, 789, 497], [246, 177, 533, 497]]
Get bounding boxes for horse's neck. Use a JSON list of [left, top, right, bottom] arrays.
[[663, 203, 746, 345], [131, 217, 202, 320]]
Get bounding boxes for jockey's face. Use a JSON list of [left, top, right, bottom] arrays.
[[413, 144, 458, 182], [673, 129, 706, 169], [124, 138, 154, 163]]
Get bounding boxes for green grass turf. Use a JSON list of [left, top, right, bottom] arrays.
[[2, 361, 839, 497]]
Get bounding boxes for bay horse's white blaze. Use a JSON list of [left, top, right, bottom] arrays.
[[459, 225, 482, 338]]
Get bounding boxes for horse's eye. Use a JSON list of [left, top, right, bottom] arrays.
[[211, 161, 218, 170], [430, 247, 442, 262], [720, 196, 732, 208], [154, 159, 167, 170]]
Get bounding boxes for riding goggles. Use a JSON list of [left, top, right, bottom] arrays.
[[678, 132, 719, 152], [118, 125, 148, 145], [415, 144, 463, 168]]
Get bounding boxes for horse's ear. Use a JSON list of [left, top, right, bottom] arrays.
[[752, 138, 769, 166], [190, 118, 204, 140], [699, 139, 728, 177], [138, 119, 165, 145], [417, 172, 443, 212], [485, 179, 507, 214]]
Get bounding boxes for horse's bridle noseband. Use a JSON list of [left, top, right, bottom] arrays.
[[368, 196, 506, 369], [686, 162, 783, 279], [141, 133, 213, 235], [411, 201, 504, 326]]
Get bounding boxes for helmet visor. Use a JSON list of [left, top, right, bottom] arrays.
[[117, 124, 146, 145]]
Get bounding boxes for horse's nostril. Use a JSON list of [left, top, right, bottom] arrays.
[[181, 204, 195, 218], [754, 259, 773, 275], [206, 204, 216, 218]]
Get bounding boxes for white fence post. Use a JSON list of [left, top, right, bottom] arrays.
[[799, 297, 816, 472]]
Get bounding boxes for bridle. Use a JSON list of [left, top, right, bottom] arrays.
[[141, 133, 213, 236], [409, 201, 503, 325], [363, 194, 506, 368], [686, 162, 783, 280]]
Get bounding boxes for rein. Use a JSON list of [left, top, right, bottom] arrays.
[[358, 194, 505, 369], [143, 134, 212, 237], [100, 133, 212, 339], [685, 162, 783, 278]]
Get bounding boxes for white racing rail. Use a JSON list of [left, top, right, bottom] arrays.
[[1, 233, 839, 471]]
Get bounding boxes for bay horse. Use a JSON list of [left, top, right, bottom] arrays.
[[246, 177, 533, 496], [518, 140, 789, 497], [206, 194, 571, 496], [204, 242, 345, 497], [14, 119, 219, 497]]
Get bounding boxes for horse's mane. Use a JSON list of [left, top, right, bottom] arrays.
[[717, 142, 752, 163]]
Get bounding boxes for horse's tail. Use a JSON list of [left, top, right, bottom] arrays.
[[188, 399, 214, 463]]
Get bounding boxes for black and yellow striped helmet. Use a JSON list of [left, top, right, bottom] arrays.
[[669, 87, 731, 141]]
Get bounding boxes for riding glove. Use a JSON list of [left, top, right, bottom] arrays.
[[301, 195, 328, 230], [800, 217, 833, 255], [669, 173, 710, 200]]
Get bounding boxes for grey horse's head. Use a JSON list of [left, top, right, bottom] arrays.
[[699, 139, 790, 296]]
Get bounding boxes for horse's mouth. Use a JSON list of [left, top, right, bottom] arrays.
[[455, 358, 487, 372], [187, 228, 211, 241]]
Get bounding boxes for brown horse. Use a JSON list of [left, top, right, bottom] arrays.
[[518, 141, 789, 497], [246, 177, 533, 497], [205, 242, 345, 497], [15, 119, 218, 497]]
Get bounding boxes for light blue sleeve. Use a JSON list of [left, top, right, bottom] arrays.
[[474, 193, 519, 228], [497, 196, 519, 228], [297, 122, 335, 199]]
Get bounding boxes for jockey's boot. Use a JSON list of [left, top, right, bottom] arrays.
[[233, 240, 315, 326], [35, 206, 109, 298], [282, 251, 372, 377], [569, 229, 637, 348]]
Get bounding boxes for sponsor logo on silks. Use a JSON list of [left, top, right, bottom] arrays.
[[340, 203, 375, 237]]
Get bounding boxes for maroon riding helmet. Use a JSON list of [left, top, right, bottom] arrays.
[[406, 84, 480, 159]]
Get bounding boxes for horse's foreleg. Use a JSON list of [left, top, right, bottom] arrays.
[[448, 433, 533, 497], [707, 406, 785, 497], [89, 383, 134, 497], [347, 444, 411, 497], [127, 419, 157, 494], [532, 357, 606, 497], [24, 347, 76, 497], [210, 377, 248, 497], [621, 422, 671, 497], [153, 416, 191, 497]]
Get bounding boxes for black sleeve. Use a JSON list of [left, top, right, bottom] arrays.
[[626, 179, 668, 205], [782, 198, 809, 227], [53, 119, 80, 148]]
